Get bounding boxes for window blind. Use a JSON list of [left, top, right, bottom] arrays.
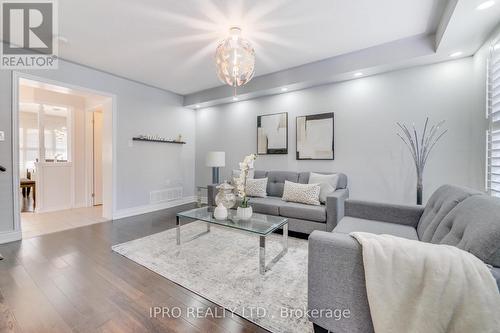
[[487, 43, 500, 198]]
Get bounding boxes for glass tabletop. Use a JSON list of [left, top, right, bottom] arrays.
[[177, 207, 288, 236]]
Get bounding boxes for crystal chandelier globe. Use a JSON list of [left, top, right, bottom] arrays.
[[215, 27, 255, 88]]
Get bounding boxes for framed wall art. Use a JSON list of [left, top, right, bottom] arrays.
[[296, 112, 334, 160], [257, 112, 288, 154]]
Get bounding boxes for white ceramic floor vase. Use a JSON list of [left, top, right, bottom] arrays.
[[236, 206, 252, 220]]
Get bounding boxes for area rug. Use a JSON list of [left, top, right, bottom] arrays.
[[112, 221, 312, 333]]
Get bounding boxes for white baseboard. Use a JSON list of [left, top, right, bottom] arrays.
[[112, 196, 197, 220], [0, 230, 22, 244]]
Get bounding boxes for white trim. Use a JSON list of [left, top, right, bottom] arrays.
[[11, 72, 117, 234], [0, 230, 22, 244], [112, 197, 197, 220], [12, 72, 21, 234]]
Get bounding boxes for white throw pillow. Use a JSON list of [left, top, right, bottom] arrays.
[[245, 178, 268, 198], [282, 180, 321, 206], [308, 172, 339, 203]]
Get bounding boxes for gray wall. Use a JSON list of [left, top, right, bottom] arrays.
[[0, 59, 195, 233], [196, 57, 486, 204]]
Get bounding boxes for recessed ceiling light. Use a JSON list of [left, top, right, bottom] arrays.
[[449, 51, 463, 58], [354, 72, 363, 77], [232, 96, 239, 101], [281, 87, 288, 92], [477, 0, 495, 10]]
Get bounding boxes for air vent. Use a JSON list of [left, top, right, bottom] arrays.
[[150, 187, 183, 204]]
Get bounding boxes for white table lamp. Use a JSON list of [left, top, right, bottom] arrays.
[[206, 151, 225, 184]]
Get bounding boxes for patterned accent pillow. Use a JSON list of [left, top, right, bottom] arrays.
[[282, 180, 321, 206], [245, 178, 268, 198]]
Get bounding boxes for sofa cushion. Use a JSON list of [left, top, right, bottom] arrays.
[[334, 217, 419, 240], [280, 202, 326, 222], [247, 196, 283, 215], [265, 171, 299, 197], [430, 195, 500, 267], [417, 185, 481, 241]]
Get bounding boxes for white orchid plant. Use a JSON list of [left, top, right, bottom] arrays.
[[235, 153, 257, 208]]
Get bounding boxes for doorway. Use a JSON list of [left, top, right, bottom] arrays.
[[12, 73, 116, 239]]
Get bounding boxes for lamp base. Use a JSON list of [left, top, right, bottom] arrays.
[[212, 167, 220, 184]]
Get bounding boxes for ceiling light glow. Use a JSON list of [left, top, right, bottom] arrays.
[[494, 43, 500, 50], [354, 72, 363, 77], [281, 87, 288, 92], [477, 0, 495, 10], [449, 51, 463, 58], [232, 96, 239, 101], [195, 104, 200, 108]]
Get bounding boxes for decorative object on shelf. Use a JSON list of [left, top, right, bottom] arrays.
[[215, 182, 236, 209], [206, 151, 225, 184], [214, 202, 228, 220], [296, 112, 334, 160], [396, 117, 447, 205], [132, 135, 186, 144], [177, 134, 182, 142], [215, 27, 255, 96], [235, 154, 257, 219], [257, 112, 288, 154]]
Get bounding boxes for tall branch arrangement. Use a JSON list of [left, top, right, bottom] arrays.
[[396, 117, 447, 204]]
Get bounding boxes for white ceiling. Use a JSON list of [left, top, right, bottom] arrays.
[[56, 0, 447, 95]]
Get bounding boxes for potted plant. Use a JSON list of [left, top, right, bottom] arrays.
[[235, 153, 257, 219]]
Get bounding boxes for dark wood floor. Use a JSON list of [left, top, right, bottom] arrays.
[[0, 204, 270, 333]]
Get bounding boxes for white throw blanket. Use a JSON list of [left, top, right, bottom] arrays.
[[350, 232, 500, 333]]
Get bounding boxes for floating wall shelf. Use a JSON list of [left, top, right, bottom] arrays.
[[132, 137, 186, 144]]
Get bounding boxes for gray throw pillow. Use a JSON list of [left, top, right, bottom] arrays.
[[309, 172, 339, 203]]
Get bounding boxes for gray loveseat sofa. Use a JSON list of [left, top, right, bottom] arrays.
[[208, 170, 349, 234], [308, 184, 500, 333]]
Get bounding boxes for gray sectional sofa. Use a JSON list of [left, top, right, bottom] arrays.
[[208, 170, 349, 234], [308, 184, 500, 333]]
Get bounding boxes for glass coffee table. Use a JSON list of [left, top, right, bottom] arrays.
[[176, 207, 289, 275]]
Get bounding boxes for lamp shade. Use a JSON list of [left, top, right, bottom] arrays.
[[206, 151, 225, 167]]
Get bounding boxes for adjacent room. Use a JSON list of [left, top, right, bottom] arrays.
[[0, 1, 499, 333], [16, 78, 112, 238]]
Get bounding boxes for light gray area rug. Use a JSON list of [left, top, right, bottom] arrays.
[[112, 221, 312, 333]]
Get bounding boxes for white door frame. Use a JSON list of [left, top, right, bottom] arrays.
[[84, 105, 104, 207], [12, 71, 117, 234]]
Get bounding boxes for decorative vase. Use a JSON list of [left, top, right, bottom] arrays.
[[215, 182, 236, 209], [214, 202, 228, 220], [236, 206, 253, 220]]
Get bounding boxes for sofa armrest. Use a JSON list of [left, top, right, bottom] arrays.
[[207, 184, 218, 207], [345, 200, 424, 227], [326, 188, 349, 231], [308, 231, 374, 333]]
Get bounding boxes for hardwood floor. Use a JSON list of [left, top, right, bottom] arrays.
[[0, 204, 270, 333]]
